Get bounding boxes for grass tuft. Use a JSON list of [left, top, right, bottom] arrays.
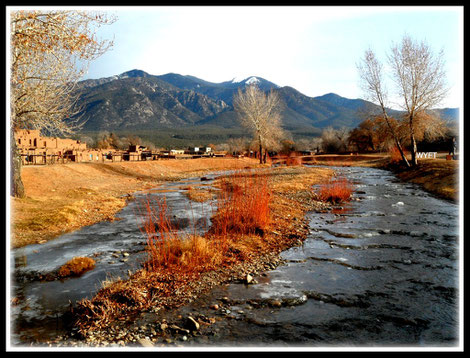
[[58, 256, 96, 278], [317, 176, 353, 203]]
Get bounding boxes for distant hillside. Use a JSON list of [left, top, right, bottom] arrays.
[[75, 70, 230, 130], [73, 69, 459, 137]]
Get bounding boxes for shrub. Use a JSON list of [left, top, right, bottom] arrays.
[[138, 198, 222, 274], [317, 176, 353, 203], [210, 171, 271, 236], [285, 153, 303, 166], [137, 171, 272, 274], [389, 145, 408, 164], [58, 256, 96, 278]]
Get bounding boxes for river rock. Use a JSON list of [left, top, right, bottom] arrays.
[[245, 274, 254, 284], [185, 316, 200, 331]]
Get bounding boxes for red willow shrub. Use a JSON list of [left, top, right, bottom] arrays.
[[138, 198, 223, 274], [210, 171, 271, 237], [317, 176, 353, 204], [137, 170, 272, 274], [389, 145, 409, 164], [138, 198, 179, 272]]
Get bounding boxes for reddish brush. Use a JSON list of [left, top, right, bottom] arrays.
[[389, 145, 408, 163], [317, 176, 353, 203], [136, 170, 272, 274], [138, 198, 222, 274], [138, 198, 178, 272], [211, 171, 271, 237], [285, 154, 303, 166]]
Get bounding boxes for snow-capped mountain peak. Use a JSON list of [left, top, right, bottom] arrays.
[[245, 76, 260, 85], [231, 76, 261, 85]]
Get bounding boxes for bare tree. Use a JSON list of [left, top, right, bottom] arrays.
[[226, 137, 249, 155], [357, 49, 410, 167], [321, 127, 350, 153], [233, 85, 284, 164], [9, 10, 115, 197], [310, 137, 323, 154], [389, 35, 448, 166]]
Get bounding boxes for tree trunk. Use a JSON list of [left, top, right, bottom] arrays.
[[395, 138, 410, 168], [409, 116, 418, 166], [368, 135, 375, 152], [258, 143, 263, 164], [11, 129, 25, 198], [382, 111, 410, 168], [410, 134, 418, 166]]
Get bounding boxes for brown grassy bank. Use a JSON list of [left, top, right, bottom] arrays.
[[300, 153, 389, 167], [10, 157, 266, 249], [382, 159, 459, 202], [297, 153, 458, 203]]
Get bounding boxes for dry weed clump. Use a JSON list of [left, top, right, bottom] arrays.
[[182, 186, 215, 202], [58, 256, 96, 278], [138, 198, 223, 274], [139, 171, 272, 274], [317, 176, 354, 204]]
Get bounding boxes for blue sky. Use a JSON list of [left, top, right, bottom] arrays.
[[82, 6, 463, 108]]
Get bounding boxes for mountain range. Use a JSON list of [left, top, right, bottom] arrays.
[[74, 69, 459, 135]]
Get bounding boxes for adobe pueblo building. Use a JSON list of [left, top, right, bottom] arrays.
[[14, 129, 154, 165], [14, 129, 221, 165]]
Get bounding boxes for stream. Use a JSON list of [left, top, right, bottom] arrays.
[[10, 172, 221, 346], [9, 166, 460, 348]]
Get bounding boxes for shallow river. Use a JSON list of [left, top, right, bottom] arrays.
[[10, 166, 460, 348]]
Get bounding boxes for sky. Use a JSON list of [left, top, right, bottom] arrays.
[[69, 6, 463, 108]]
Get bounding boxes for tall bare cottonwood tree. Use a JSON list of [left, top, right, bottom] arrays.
[[233, 85, 284, 164], [357, 49, 410, 167], [10, 10, 115, 197], [389, 35, 448, 166]]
